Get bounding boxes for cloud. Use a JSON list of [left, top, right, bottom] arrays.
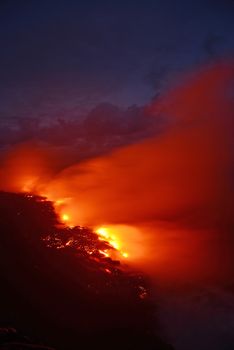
[[0, 102, 165, 165], [41, 62, 233, 282], [43, 63, 233, 225], [0, 62, 233, 283]]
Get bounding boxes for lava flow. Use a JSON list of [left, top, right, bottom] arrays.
[[27, 190, 130, 261], [95, 226, 129, 258]]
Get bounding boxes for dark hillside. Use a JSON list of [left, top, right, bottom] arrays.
[[0, 191, 173, 350]]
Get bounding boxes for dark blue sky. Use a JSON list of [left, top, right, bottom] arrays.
[[0, 0, 234, 120]]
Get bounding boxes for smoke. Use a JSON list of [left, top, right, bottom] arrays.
[[1, 62, 233, 283], [44, 63, 233, 226]]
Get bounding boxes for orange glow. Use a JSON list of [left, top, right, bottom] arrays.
[[62, 213, 70, 222], [95, 226, 129, 259], [96, 227, 109, 239], [0, 63, 233, 282], [99, 250, 110, 258], [49, 201, 75, 228]]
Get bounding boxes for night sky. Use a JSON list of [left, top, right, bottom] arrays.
[[0, 0, 234, 121]]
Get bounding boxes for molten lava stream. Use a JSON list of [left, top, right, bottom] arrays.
[[95, 226, 129, 259], [39, 193, 131, 260]]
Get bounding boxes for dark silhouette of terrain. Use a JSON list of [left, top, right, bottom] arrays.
[[0, 191, 173, 350]]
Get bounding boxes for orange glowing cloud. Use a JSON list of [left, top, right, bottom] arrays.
[[0, 62, 233, 280], [43, 63, 234, 230]]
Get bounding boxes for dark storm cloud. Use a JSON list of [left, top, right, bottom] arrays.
[[0, 102, 166, 167]]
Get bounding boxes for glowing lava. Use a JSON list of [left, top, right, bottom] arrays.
[[61, 213, 70, 222], [16, 171, 144, 262], [95, 226, 129, 259], [22, 182, 129, 259], [54, 202, 129, 258]]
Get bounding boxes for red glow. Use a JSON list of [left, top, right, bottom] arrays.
[[0, 63, 233, 281]]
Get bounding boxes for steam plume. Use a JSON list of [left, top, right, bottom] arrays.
[[1, 63, 233, 282]]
